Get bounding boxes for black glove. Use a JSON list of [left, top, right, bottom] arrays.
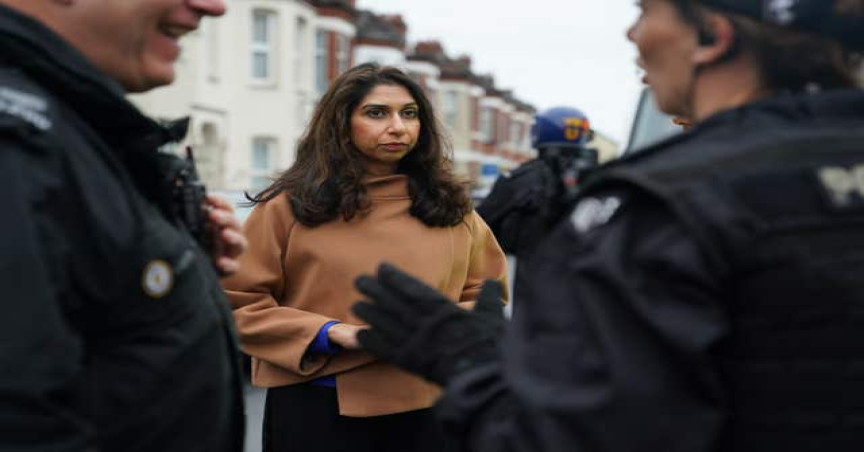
[[352, 263, 506, 386]]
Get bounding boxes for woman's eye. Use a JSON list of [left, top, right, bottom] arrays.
[[401, 109, 419, 119], [366, 109, 387, 118]]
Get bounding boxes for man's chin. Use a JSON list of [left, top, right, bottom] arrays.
[[121, 69, 176, 93]]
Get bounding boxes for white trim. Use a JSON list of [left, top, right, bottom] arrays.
[[438, 80, 473, 93], [250, 9, 278, 85], [511, 111, 533, 122], [480, 96, 505, 109], [405, 60, 440, 78], [354, 46, 406, 67]]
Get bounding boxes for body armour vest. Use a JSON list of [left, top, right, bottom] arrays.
[[586, 89, 864, 450]]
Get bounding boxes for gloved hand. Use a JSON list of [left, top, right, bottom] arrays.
[[352, 263, 506, 386]]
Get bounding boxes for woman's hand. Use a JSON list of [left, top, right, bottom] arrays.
[[327, 323, 369, 350], [205, 194, 248, 276]]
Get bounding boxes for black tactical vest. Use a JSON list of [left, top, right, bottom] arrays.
[[587, 90, 864, 450]]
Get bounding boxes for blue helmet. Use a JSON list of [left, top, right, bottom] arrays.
[[531, 106, 592, 149]]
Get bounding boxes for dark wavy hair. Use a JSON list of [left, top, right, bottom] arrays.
[[671, 0, 862, 92], [248, 63, 472, 228]]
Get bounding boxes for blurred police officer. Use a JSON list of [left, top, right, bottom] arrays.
[[352, 0, 864, 451], [0, 1, 247, 451], [477, 107, 598, 259]]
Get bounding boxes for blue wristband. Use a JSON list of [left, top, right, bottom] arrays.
[[309, 321, 342, 355]]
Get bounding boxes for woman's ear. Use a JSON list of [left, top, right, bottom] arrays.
[[692, 14, 736, 66]]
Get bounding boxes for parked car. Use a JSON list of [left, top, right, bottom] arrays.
[[624, 88, 681, 155]]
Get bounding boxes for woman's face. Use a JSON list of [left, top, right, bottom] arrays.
[[350, 84, 421, 176], [628, 0, 700, 117]]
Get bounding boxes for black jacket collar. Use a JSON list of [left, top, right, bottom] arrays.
[[613, 88, 864, 169], [0, 4, 175, 150]]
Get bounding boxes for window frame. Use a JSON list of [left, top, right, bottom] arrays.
[[251, 9, 278, 85], [480, 106, 494, 143], [335, 34, 351, 76], [315, 30, 329, 95], [250, 136, 277, 190]]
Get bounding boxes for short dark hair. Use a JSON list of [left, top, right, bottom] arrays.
[[670, 0, 863, 92], [249, 63, 472, 228]]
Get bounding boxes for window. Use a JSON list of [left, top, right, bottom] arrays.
[[443, 91, 459, 129], [294, 17, 307, 84], [428, 86, 438, 109], [315, 30, 328, 94], [336, 34, 351, 76], [251, 10, 276, 81], [480, 107, 494, 143], [251, 137, 276, 190], [509, 121, 522, 148]]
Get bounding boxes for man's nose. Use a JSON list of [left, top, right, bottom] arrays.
[[188, 0, 227, 17]]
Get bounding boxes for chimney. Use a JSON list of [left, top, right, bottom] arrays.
[[417, 41, 444, 55], [383, 14, 407, 35]]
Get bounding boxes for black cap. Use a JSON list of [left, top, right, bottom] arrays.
[[699, 0, 864, 50]]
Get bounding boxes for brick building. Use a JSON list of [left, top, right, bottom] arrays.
[[131, 1, 541, 193]]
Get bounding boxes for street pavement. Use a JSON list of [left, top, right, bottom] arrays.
[[243, 384, 266, 452]]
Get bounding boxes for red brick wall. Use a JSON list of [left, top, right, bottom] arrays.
[[316, 6, 354, 22], [325, 32, 354, 81]]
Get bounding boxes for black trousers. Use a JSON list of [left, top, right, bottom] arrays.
[[263, 384, 454, 452]]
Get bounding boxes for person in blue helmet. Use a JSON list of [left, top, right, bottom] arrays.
[[349, 0, 864, 451], [476, 106, 599, 259]]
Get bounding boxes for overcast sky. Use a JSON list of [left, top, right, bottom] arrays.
[[356, 0, 645, 146]]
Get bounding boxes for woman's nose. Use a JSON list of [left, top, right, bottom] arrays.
[[388, 115, 407, 134], [626, 22, 637, 43]]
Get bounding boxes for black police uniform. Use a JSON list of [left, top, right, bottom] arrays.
[[0, 5, 244, 451], [475, 159, 563, 257], [436, 89, 864, 451]]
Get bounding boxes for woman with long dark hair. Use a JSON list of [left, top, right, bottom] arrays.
[[223, 63, 507, 452]]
